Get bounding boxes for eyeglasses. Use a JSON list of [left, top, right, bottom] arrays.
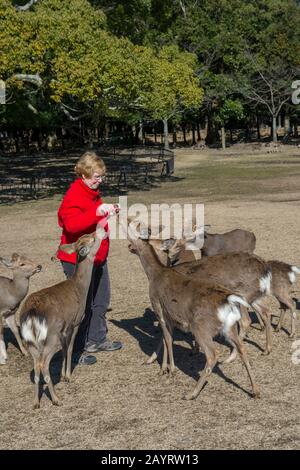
[[91, 174, 106, 182]]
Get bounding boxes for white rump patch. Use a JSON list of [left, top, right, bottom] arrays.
[[21, 317, 47, 346], [259, 272, 272, 295], [217, 303, 241, 335], [289, 272, 296, 284], [291, 266, 300, 274], [290, 266, 300, 283]]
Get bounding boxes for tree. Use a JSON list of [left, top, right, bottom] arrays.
[[137, 45, 203, 148]]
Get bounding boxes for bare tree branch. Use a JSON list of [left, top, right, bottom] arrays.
[[13, 73, 42, 87], [59, 103, 88, 121], [179, 0, 186, 18], [15, 0, 39, 12]]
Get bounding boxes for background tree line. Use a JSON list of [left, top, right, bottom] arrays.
[[1, 0, 300, 152]]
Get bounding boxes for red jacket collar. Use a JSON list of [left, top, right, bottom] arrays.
[[74, 178, 101, 200]]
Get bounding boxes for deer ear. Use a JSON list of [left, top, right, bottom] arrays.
[[59, 243, 76, 254], [11, 253, 20, 261], [160, 239, 176, 251], [0, 256, 13, 268]]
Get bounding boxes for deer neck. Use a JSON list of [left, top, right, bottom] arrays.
[[73, 238, 101, 290], [137, 243, 163, 281], [10, 271, 30, 302]]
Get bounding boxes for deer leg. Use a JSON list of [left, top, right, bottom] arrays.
[[256, 311, 265, 331], [160, 337, 168, 373], [239, 306, 252, 339], [275, 296, 296, 338], [60, 335, 68, 381], [145, 334, 163, 365], [42, 350, 60, 406], [160, 321, 175, 375], [275, 307, 287, 333], [5, 314, 28, 356], [29, 345, 42, 410], [184, 336, 218, 400], [221, 307, 250, 365], [291, 311, 297, 338], [64, 326, 78, 382], [151, 301, 175, 374], [0, 321, 7, 365], [191, 338, 200, 355], [252, 302, 272, 355], [227, 324, 260, 398]]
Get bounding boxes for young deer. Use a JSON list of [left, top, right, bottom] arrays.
[[161, 228, 256, 266], [128, 231, 260, 400], [18, 228, 106, 409], [268, 260, 300, 337], [0, 253, 42, 364]]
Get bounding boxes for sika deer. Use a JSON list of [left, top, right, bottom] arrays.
[[18, 228, 106, 408], [268, 261, 300, 337], [128, 233, 260, 399], [0, 254, 42, 364], [162, 228, 256, 266], [130, 231, 272, 362]]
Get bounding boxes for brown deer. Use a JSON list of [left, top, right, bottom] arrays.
[[18, 228, 107, 408], [127, 227, 260, 400], [0, 254, 42, 364]]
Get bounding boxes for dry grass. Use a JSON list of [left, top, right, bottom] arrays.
[[1, 144, 300, 449]]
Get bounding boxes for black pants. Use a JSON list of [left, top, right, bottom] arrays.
[[61, 261, 111, 352]]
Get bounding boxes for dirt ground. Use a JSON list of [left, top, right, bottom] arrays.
[[1, 145, 300, 450]]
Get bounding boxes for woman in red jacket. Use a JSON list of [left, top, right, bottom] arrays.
[[57, 151, 122, 365]]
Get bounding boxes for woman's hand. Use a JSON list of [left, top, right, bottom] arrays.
[[97, 203, 120, 218]]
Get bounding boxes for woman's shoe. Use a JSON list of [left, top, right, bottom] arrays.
[[85, 340, 122, 353]]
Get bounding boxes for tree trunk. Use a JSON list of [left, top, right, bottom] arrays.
[[256, 113, 261, 140], [294, 124, 299, 138], [221, 126, 226, 150], [197, 122, 201, 141], [138, 121, 143, 144], [272, 116, 278, 143], [163, 118, 169, 150], [182, 123, 187, 144], [284, 115, 291, 135], [205, 111, 219, 145], [173, 126, 177, 148], [192, 124, 196, 145]]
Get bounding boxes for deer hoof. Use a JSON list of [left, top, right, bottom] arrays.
[[253, 390, 261, 399], [52, 400, 61, 407], [261, 349, 271, 356], [33, 403, 40, 410], [182, 392, 195, 401], [61, 376, 70, 383]]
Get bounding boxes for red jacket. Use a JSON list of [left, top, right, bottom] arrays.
[[57, 178, 109, 265]]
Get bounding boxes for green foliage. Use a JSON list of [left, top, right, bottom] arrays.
[[216, 99, 245, 126]]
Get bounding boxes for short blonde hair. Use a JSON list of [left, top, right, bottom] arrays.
[[75, 151, 106, 178]]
